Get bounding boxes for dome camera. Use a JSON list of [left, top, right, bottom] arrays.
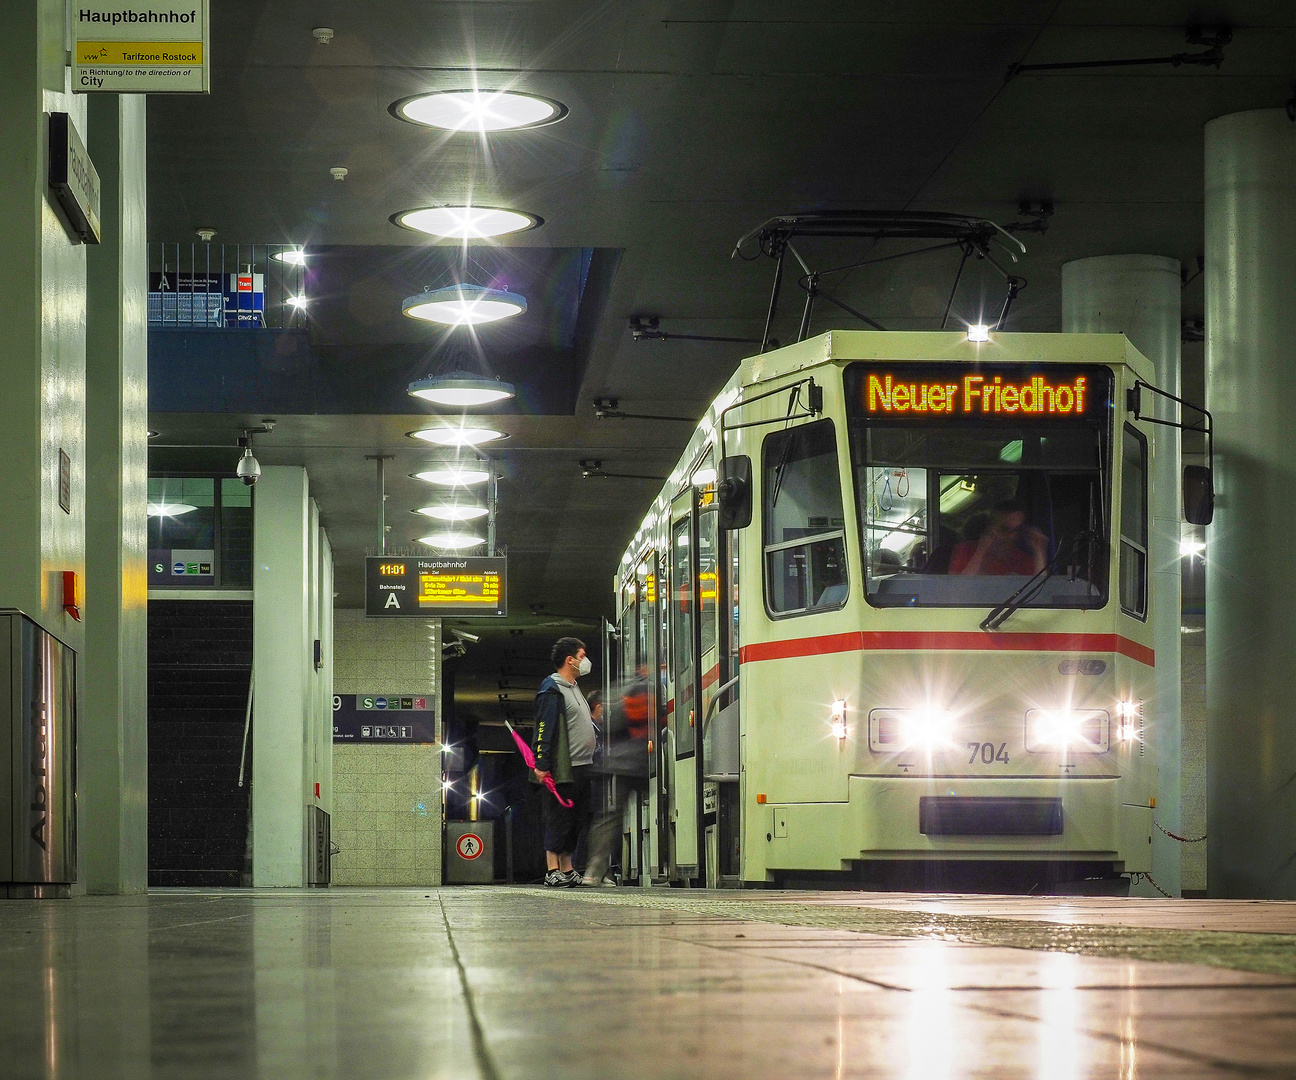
[[236, 438, 261, 486]]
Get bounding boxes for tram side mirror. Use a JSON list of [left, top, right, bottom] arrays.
[[1184, 465, 1214, 526], [717, 456, 752, 530]]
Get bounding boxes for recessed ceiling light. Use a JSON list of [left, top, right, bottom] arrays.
[[147, 502, 197, 518], [413, 505, 490, 521], [271, 248, 306, 265], [408, 373, 515, 406], [407, 427, 509, 447], [417, 532, 486, 551], [391, 205, 540, 239], [403, 285, 527, 326], [967, 323, 991, 342], [390, 89, 567, 132], [411, 467, 491, 486]]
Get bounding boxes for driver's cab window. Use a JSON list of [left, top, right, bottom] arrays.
[[762, 420, 847, 616]]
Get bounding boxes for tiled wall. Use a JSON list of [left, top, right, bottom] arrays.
[[331, 610, 442, 886], [1180, 621, 1207, 892]]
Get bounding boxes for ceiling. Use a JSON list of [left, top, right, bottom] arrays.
[[147, 0, 1293, 722]]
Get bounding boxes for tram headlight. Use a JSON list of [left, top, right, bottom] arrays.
[[1115, 699, 1142, 743], [867, 707, 958, 752], [830, 700, 847, 740], [1025, 709, 1109, 753]]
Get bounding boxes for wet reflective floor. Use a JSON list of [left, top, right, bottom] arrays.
[[2, 888, 1295, 1079]]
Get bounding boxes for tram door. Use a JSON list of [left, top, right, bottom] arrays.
[[670, 479, 725, 884], [634, 554, 667, 882], [669, 491, 699, 878]]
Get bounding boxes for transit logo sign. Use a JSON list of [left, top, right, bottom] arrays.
[[73, 2, 211, 93]]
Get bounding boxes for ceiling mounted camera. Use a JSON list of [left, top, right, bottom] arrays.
[[236, 437, 260, 486]]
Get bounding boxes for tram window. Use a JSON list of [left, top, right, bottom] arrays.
[[853, 426, 1109, 609], [762, 420, 848, 616], [698, 512, 720, 657], [671, 518, 695, 755], [1119, 425, 1148, 619]]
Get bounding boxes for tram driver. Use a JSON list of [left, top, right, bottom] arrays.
[[948, 497, 1049, 576]]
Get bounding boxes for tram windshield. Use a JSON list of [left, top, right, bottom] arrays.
[[844, 363, 1112, 609]]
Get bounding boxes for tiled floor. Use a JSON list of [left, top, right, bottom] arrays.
[[2, 888, 1295, 1078]]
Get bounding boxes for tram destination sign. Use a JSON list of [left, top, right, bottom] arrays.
[[366, 556, 507, 618], [73, 1, 211, 93], [847, 363, 1111, 421]]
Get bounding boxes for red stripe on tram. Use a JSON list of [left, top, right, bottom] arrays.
[[738, 631, 1154, 667]]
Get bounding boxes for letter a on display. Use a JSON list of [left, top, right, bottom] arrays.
[[384, 593, 401, 609]]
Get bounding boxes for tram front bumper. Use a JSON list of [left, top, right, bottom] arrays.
[[761, 775, 1152, 872]]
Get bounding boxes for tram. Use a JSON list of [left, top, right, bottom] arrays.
[[609, 330, 1192, 890]]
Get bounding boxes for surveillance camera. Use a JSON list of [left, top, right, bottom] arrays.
[[236, 443, 261, 486], [450, 628, 480, 644]]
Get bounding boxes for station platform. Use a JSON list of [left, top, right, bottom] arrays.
[[3, 887, 1295, 1078]]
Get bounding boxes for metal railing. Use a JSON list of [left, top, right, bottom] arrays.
[[148, 243, 308, 329]]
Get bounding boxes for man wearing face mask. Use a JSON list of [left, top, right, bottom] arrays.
[[532, 637, 597, 887]]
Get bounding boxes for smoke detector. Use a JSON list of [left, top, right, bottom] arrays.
[[312, 27, 334, 44], [196, 227, 216, 242], [330, 167, 348, 182]]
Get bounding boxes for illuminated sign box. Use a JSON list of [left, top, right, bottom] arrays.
[[365, 556, 507, 618], [847, 363, 1111, 422]]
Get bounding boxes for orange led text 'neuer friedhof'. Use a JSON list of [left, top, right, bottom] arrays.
[[866, 373, 1088, 415]]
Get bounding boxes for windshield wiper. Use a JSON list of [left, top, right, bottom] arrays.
[[980, 530, 1093, 632]]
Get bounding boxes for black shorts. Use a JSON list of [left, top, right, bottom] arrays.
[[542, 764, 592, 855]]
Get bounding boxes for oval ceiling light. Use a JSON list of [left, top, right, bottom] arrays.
[[403, 285, 527, 326], [391, 205, 540, 240], [407, 426, 509, 447], [271, 248, 306, 265], [147, 502, 197, 518], [413, 505, 490, 521], [408, 373, 515, 406], [417, 532, 486, 551], [390, 89, 567, 132], [411, 467, 490, 486]]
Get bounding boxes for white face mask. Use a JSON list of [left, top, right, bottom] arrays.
[[576, 655, 592, 677]]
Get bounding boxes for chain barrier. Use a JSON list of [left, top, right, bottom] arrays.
[[1129, 872, 1174, 898], [1155, 820, 1207, 843]]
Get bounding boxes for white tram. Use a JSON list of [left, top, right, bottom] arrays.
[[610, 330, 1183, 890]]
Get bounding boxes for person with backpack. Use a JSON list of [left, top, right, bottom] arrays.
[[532, 637, 597, 887]]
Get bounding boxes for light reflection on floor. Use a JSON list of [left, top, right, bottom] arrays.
[[1, 888, 1295, 1079]]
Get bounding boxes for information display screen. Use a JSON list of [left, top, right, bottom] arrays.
[[365, 556, 507, 618]]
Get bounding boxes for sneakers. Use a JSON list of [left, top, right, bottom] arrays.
[[544, 869, 583, 888]]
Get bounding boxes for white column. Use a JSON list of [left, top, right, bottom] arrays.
[[1204, 109, 1296, 898], [1061, 254, 1183, 896], [252, 467, 311, 886], [83, 94, 149, 894]]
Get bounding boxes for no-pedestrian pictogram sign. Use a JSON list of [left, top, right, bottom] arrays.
[[455, 833, 484, 861]]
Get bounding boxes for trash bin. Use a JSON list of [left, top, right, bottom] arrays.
[[1, 611, 77, 898], [446, 821, 494, 884]]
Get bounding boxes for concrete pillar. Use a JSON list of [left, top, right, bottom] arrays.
[[252, 467, 312, 886], [83, 94, 149, 894], [1203, 110, 1296, 898], [1061, 254, 1183, 896]]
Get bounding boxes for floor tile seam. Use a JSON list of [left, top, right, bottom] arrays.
[[438, 894, 501, 1080], [557, 891, 1296, 977], [957, 997, 1293, 1077], [678, 937, 1286, 1076]]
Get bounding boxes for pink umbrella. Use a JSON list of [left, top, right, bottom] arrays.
[[504, 720, 573, 807]]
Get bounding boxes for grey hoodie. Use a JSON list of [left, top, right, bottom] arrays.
[[551, 672, 596, 766]]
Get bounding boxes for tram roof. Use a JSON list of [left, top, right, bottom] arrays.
[[741, 331, 1156, 390]]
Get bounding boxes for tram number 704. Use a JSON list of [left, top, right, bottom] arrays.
[[968, 742, 1010, 765]]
